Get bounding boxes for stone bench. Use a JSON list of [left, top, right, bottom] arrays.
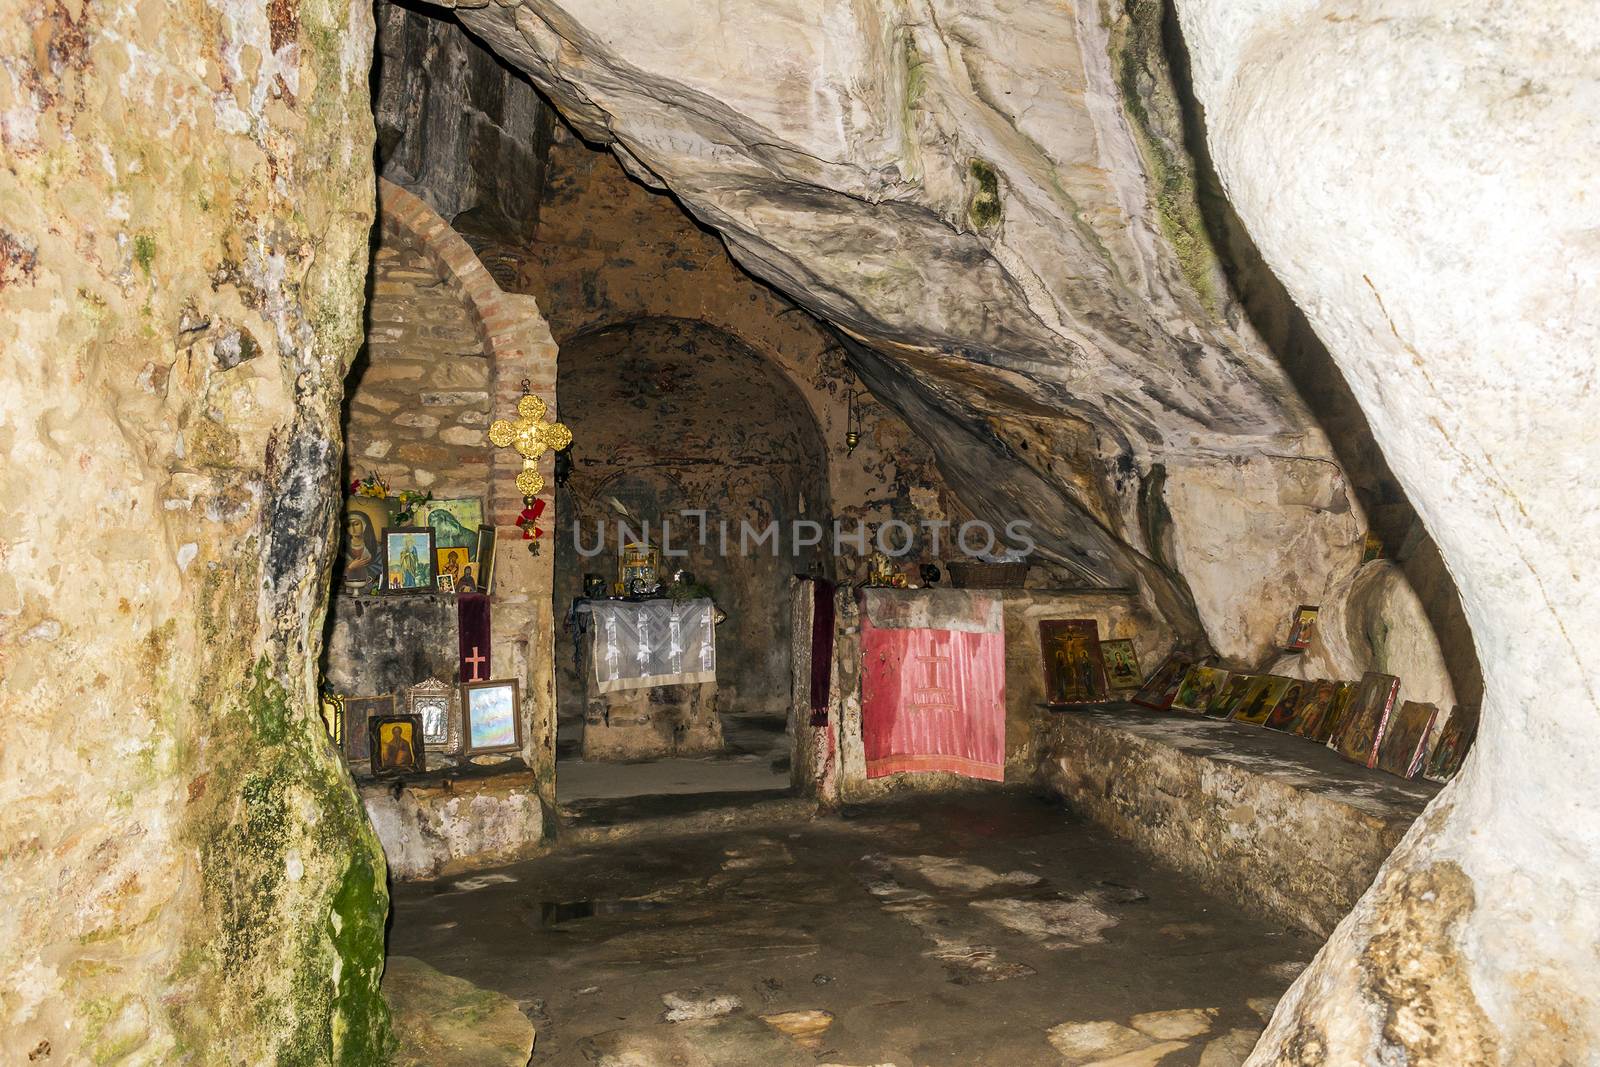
[[1034, 704, 1439, 937], [361, 760, 545, 881]]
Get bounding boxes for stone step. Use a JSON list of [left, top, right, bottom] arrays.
[[557, 789, 815, 848]]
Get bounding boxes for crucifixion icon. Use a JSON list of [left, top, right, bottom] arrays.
[[488, 385, 572, 497]]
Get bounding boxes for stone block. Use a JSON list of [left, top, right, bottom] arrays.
[[361, 765, 544, 880], [1035, 706, 1437, 937], [439, 426, 484, 447], [420, 390, 489, 407]]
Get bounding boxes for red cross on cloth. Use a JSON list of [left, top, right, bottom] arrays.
[[458, 592, 491, 683]]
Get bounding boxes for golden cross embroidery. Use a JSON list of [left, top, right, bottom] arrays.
[[488, 387, 572, 497]]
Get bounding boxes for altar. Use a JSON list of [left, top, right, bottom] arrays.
[[575, 597, 723, 760]]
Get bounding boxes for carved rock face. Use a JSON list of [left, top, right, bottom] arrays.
[[428, 0, 1402, 663], [1174, 1, 1600, 1062]]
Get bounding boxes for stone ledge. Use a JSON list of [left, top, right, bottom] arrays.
[[362, 763, 545, 881], [1035, 704, 1438, 937]]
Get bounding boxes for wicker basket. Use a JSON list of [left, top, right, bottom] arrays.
[[945, 560, 1029, 589]]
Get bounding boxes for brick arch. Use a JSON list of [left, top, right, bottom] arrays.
[[377, 178, 558, 523], [373, 178, 559, 796]]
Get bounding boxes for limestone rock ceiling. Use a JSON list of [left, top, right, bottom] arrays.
[[445, 0, 1314, 451], [418, 0, 1367, 651]]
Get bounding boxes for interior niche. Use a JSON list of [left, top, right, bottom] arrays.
[[553, 316, 830, 730]]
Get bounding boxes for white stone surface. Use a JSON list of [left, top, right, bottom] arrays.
[[434, 0, 1370, 659], [362, 780, 545, 881], [1174, 0, 1600, 1061]]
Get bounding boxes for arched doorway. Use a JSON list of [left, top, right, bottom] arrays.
[[553, 316, 830, 799]]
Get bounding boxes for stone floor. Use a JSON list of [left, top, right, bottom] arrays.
[[390, 791, 1320, 1066], [555, 713, 790, 803]]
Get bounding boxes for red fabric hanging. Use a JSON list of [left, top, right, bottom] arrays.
[[860, 612, 1005, 781]]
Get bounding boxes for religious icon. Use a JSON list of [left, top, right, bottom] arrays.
[[320, 690, 345, 748], [1264, 679, 1309, 731], [369, 714, 426, 777], [340, 496, 396, 592], [425, 497, 484, 557], [462, 679, 522, 755], [436, 546, 470, 589], [1132, 653, 1193, 710], [1231, 675, 1292, 726], [1313, 682, 1357, 743], [620, 541, 660, 596], [1101, 639, 1142, 689], [1375, 700, 1438, 778], [1424, 704, 1479, 782], [340, 695, 394, 765], [407, 678, 454, 751], [1172, 666, 1230, 714], [1039, 619, 1110, 705], [1205, 673, 1255, 719], [1284, 605, 1319, 651], [1361, 532, 1385, 563], [383, 527, 436, 593], [1289, 680, 1339, 738], [1330, 672, 1401, 768], [436, 573, 456, 594], [473, 525, 497, 595]]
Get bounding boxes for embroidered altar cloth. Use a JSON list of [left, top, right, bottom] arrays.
[[582, 598, 716, 694]]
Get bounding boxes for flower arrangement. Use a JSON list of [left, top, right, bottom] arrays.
[[348, 474, 431, 525]]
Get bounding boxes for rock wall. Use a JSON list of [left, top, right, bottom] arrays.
[[1173, 1, 1600, 1061], [374, 0, 551, 250], [0, 0, 390, 1060], [347, 222, 494, 496], [406, 0, 1416, 673]]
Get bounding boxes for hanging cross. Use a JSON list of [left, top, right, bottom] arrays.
[[488, 384, 572, 497], [464, 646, 487, 682]]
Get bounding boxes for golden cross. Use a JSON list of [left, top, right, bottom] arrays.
[[488, 390, 572, 497]]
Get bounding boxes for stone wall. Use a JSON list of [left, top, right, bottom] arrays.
[[346, 223, 493, 497], [0, 0, 389, 1060], [524, 130, 960, 582]]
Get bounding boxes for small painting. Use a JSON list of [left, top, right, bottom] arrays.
[[1313, 682, 1357, 743], [470, 525, 496, 595], [1361, 532, 1385, 563], [1205, 673, 1255, 719], [1424, 704, 1479, 782], [383, 527, 436, 593], [1289, 680, 1339, 738], [1040, 620, 1110, 705], [340, 496, 397, 592], [340, 695, 394, 765], [426, 497, 484, 555], [462, 678, 522, 755], [436, 546, 471, 589], [1101, 639, 1143, 689], [1231, 675, 1293, 727], [1331, 672, 1401, 768], [1132, 653, 1192, 710], [1375, 700, 1438, 778], [369, 714, 426, 777], [407, 678, 454, 751], [1284, 605, 1319, 651], [1264, 678, 1312, 731], [436, 573, 456, 594], [1172, 666, 1231, 714]]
